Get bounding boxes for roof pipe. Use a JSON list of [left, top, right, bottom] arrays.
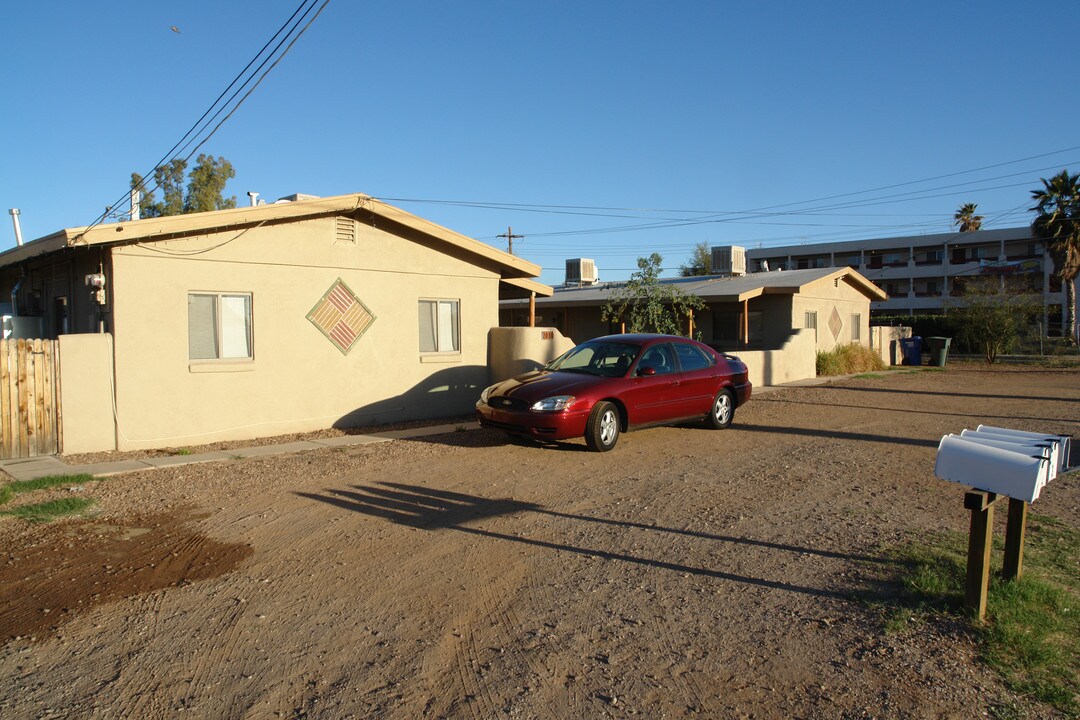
[[9, 208, 23, 247], [247, 191, 259, 207]]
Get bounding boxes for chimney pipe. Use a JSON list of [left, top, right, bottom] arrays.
[[247, 191, 259, 207], [130, 190, 141, 221], [9, 208, 23, 247]]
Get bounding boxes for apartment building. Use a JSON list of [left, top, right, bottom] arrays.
[[744, 227, 1070, 336]]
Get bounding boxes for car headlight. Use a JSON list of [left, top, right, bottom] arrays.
[[531, 395, 575, 412]]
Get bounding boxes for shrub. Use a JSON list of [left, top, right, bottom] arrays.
[[817, 343, 887, 376]]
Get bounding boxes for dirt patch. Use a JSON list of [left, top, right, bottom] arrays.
[[0, 367, 1077, 719], [0, 511, 252, 641]]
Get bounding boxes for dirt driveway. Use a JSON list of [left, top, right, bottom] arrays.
[[1, 365, 1078, 719]]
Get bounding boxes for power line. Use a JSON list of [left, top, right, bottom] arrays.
[[81, 0, 330, 237]]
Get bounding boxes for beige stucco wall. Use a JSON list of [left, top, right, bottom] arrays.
[[870, 325, 912, 366], [730, 328, 816, 388], [487, 326, 575, 384], [58, 333, 116, 453], [107, 216, 501, 450], [790, 277, 876, 353]]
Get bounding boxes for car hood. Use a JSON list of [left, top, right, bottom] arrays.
[[487, 370, 605, 402]]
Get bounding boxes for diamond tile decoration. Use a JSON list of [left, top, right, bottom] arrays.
[[307, 279, 375, 354], [828, 306, 843, 340]]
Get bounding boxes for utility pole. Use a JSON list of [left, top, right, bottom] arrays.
[[497, 226, 523, 255]]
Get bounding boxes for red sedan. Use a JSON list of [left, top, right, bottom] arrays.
[[476, 334, 752, 451]]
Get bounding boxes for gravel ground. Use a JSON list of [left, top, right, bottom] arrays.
[[0, 364, 1077, 719]]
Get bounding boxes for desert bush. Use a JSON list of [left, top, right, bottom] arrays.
[[816, 343, 887, 376]]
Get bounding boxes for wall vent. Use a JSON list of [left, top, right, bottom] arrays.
[[334, 216, 357, 245], [711, 246, 746, 276], [565, 258, 598, 285]]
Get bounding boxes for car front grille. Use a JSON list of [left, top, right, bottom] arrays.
[[488, 395, 529, 411]]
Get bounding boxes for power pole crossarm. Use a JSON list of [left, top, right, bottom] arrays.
[[497, 226, 524, 255]]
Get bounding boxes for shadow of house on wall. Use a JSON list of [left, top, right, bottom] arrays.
[[333, 364, 488, 430]]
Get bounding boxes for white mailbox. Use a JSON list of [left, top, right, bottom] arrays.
[[959, 429, 1058, 481], [976, 425, 1071, 475], [934, 433, 1053, 503]]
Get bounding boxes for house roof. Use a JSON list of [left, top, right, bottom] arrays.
[[0, 193, 546, 286], [502, 267, 887, 308]]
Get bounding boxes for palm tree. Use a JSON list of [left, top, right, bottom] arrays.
[[953, 202, 983, 232], [1030, 169, 1080, 345]]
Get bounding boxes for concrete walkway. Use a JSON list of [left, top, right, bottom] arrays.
[[0, 376, 848, 483], [0, 423, 472, 483]]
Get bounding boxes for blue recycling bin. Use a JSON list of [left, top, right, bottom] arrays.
[[899, 336, 923, 366]]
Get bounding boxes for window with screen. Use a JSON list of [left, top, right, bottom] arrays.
[[419, 299, 460, 353], [188, 293, 252, 361]]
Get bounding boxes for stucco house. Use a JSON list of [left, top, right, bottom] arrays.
[[500, 265, 888, 386], [0, 193, 549, 453]]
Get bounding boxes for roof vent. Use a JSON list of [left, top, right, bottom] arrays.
[[275, 193, 320, 203], [711, 245, 746, 276], [565, 258, 598, 285]]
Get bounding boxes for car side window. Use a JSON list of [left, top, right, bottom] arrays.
[[673, 343, 714, 372], [637, 344, 675, 376]]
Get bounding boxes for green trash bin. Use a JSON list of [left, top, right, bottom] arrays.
[[925, 336, 951, 367]]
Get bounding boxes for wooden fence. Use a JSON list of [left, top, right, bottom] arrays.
[[1, 338, 62, 459]]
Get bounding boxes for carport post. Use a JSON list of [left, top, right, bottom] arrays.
[[1002, 498, 1028, 581], [964, 490, 997, 622], [529, 292, 536, 328]]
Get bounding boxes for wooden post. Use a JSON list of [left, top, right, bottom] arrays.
[[964, 490, 997, 622], [688, 308, 694, 337], [742, 299, 749, 346], [528, 292, 536, 328], [1002, 498, 1029, 581]]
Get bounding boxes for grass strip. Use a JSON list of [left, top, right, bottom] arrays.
[[871, 516, 1080, 714], [0, 473, 96, 506], [1, 497, 96, 523]]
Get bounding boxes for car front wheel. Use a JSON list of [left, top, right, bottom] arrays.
[[585, 401, 620, 452], [707, 388, 735, 429]]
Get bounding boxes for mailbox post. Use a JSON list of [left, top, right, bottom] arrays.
[[935, 427, 1070, 622], [963, 490, 996, 620]]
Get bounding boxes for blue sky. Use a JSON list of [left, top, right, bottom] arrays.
[[2, 1, 1078, 285]]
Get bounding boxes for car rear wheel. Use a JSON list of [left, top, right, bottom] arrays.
[[585, 401, 620, 452], [707, 388, 735, 429]]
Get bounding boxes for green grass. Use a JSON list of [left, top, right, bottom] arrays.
[[1, 497, 96, 523], [871, 516, 1080, 715], [0, 473, 96, 506], [0, 473, 99, 523]]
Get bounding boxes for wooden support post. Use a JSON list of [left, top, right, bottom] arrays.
[[742, 299, 749, 346], [964, 490, 998, 622], [528, 292, 536, 328], [1002, 497, 1029, 581], [688, 309, 694, 338]]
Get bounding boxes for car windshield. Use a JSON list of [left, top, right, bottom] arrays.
[[545, 341, 641, 378]]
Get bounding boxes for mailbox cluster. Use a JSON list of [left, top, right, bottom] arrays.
[[934, 425, 1071, 503]]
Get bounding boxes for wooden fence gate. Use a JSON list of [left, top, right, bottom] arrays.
[[1, 338, 62, 459]]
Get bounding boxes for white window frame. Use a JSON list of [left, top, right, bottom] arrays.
[[188, 292, 254, 362], [851, 313, 862, 342], [418, 299, 460, 355]]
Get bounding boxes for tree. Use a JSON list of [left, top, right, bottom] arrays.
[[953, 202, 983, 232], [950, 276, 1037, 363], [679, 241, 712, 277], [129, 155, 237, 218], [601, 253, 705, 336], [1030, 169, 1080, 345]]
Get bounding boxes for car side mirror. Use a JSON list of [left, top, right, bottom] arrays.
[[637, 366, 657, 377]]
